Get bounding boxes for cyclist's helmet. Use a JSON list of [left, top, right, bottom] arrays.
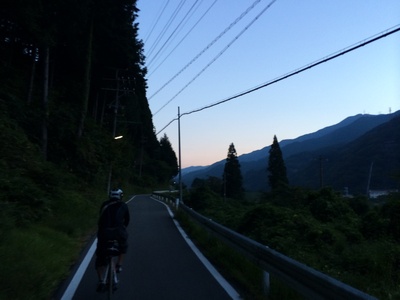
[[110, 188, 123, 200]]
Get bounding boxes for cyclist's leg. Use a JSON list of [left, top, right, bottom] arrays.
[[95, 239, 108, 292], [116, 236, 128, 270], [95, 244, 107, 278], [108, 257, 114, 296], [117, 254, 125, 266]]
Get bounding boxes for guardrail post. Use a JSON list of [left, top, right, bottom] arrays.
[[263, 271, 270, 295]]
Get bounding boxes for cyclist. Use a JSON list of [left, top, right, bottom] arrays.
[[95, 188, 130, 292]]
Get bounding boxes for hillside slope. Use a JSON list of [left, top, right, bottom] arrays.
[[288, 115, 400, 193], [182, 111, 400, 193]]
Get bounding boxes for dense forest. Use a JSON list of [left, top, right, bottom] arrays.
[[1, 0, 178, 187], [0, 1, 177, 298]]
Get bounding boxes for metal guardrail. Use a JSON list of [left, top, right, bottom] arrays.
[[153, 193, 378, 300]]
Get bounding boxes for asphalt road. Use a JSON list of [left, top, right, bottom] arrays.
[[71, 195, 238, 300]]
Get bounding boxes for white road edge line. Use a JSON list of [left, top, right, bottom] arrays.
[[61, 239, 97, 300], [152, 196, 242, 300]]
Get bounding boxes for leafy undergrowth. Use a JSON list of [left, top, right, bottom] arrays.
[[0, 225, 79, 299]]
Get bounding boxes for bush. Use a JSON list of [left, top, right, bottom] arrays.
[[381, 197, 400, 241]]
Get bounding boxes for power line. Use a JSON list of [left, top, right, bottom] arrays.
[[146, 0, 186, 61], [155, 24, 400, 135], [147, 0, 201, 68], [148, 0, 263, 101], [153, 0, 277, 116], [143, 0, 170, 44], [148, 0, 205, 71], [149, 0, 218, 77]]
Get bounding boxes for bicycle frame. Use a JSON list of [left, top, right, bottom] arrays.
[[100, 240, 120, 299]]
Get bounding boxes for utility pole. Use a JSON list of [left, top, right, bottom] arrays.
[[107, 69, 120, 195], [223, 171, 226, 202], [366, 161, 374, 198], [101, 69, 138, 195], [319, 155, 324, 189], [178, 107, 183, 205], [112, 69, 120, 138]]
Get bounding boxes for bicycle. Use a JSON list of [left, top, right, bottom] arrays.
[[99, 240, 120, 299]]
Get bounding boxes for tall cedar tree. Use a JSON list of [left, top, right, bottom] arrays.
[[223, 143, 244, 200], [159, 134, 179, 178], [267, 135, 289, 191], [0, 0, 164, 183]]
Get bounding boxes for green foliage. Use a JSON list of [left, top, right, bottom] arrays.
[[308, 188, 355, 222], [192, 176, 223, 195], [0, 225, 80, 300], [347, 195, 371, 215], [186, 184, 218, 211], [381, 195, 400, 241], [361, 208, 388, 239], [337, 240, 400, 297], [185, 184, 400, 299]]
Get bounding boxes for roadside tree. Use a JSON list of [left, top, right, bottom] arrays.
[[267, 135, 289, 192], [223, 143, 244, 200], [159, 134, 179, 178]]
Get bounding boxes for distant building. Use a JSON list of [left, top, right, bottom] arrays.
[[368, 189, 398, 199]]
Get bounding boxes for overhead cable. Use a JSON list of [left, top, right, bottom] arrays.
[[147, 0, 201, 68], [153, 0, 277, 116], [146, 0, 186, 61], [148, 0, 263, 100], [144, 0, 170, 44], [149, 0, 218, 77], [155, 24, 400, 135]]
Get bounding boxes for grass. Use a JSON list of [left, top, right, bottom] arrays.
[[0, 180, 106, 300], [0, 225, 80, 300]]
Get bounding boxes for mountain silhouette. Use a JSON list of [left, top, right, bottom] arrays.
[[181, 111, 400, 194]]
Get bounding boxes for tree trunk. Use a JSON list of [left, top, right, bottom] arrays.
[[27, 51, 37, 104], [41, 47, 50, 160], [77, 17, 94, 138]]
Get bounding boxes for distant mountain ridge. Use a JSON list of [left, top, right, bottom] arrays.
[[181, 111, 400, 194], [288, 114, 400, 193]]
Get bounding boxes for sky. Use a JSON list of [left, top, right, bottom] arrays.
[[136, 0, 400, 168]]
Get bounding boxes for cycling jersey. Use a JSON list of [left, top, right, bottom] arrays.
[[95, 199, 130, 267]]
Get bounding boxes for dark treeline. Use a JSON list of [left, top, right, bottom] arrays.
[[1, 0, 177, 187]]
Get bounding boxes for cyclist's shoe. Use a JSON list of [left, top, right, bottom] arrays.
[[112, 282, 118, 292], [96, 281, 106, 293], [116, 264, 123, 273]]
